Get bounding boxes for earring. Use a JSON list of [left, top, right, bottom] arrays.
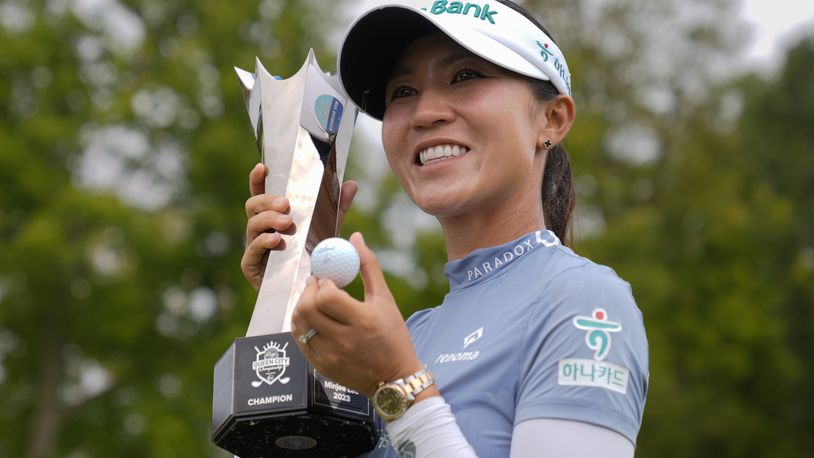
[[543, 139, 553, 150]]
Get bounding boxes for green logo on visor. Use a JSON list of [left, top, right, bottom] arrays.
[[428, 1, 498, 25]]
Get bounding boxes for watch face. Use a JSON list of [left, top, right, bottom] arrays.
[[374, 385, 405, 417]]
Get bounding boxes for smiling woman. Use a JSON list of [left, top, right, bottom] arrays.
[[379, 32, 568, 255], [241, 1, 649, 457]]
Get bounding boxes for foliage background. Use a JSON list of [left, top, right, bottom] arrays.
[[0, 0, 811, 456]]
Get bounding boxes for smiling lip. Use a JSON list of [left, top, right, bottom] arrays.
[[415, 142, 471, 166]]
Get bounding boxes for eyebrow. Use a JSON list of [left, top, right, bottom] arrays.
[[387, 49, 479, 82]]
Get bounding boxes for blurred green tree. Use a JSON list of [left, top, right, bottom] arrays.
[[0, 0, 350, 456]]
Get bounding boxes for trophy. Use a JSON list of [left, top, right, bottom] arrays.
[[211, 50, 378, 457]]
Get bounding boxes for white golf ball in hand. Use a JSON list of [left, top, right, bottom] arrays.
[[311, 237, 360, 287]]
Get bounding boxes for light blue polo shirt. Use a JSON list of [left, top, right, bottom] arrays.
[[364, 229, 648, 457]]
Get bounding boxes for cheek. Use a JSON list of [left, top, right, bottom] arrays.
[[381, 116, 413, 168], [381, 111, 402, 153], [381, 122, 396, 157], [380, 126, 400, 170]]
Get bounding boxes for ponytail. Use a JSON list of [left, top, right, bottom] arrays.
[[529, 78, 575, 246], [541, 144, 575, 246]]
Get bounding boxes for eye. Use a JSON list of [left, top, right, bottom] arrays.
[[387, 85, 417, 101], [452, 68, 483, 83]]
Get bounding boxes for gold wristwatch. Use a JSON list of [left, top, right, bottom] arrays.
[[371, 367, 435, 422]]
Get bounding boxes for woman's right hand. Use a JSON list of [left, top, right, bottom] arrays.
[[241, 163, 358, 290]]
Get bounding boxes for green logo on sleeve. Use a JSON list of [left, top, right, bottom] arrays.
[[573, 308, 623, 361], [429, 1, 498, 24]]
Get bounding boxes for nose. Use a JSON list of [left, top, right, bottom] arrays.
[[410, 87, 455, 130]]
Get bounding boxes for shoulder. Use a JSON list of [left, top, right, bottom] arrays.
[[546, 243, 630, 287], [542, 248, 641, 324]]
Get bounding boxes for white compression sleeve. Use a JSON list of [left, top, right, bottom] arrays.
[[385, 396, 478, 457], [385, 399, 634, 457], [510, 418, 634, 458]]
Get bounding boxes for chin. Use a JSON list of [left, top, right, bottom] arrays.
[[414, 196, 467, 220]]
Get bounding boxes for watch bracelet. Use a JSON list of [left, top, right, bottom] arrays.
[[401, 367, 434, 400]]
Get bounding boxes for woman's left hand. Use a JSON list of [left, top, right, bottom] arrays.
[[291, 232, 423, 397]]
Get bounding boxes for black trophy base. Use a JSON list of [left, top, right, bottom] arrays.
[[212, 333, 378, 457]]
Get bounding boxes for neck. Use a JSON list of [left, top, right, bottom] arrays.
[[438, 192, 546, 261]]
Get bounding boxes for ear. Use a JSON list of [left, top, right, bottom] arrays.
[[536, 95, 576, 150]]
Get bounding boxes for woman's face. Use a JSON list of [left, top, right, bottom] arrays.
[[381, 32, 549, 222]]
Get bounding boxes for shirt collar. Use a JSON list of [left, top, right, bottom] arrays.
[[444, 229, 560, 291]]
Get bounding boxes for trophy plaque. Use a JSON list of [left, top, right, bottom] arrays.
[[211, 51, 378, 457]]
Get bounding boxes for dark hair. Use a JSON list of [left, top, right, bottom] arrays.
[[496, 0, 576, 246]]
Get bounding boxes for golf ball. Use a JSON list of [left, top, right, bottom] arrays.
[[311, 237, 360, 287]]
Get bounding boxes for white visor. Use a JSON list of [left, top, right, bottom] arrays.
[[337, 0, 572, 120]]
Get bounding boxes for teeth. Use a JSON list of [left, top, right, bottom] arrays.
[[419, 144, 467, 165]]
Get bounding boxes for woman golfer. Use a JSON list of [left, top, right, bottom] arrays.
[[242, 1, 648, 456]]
